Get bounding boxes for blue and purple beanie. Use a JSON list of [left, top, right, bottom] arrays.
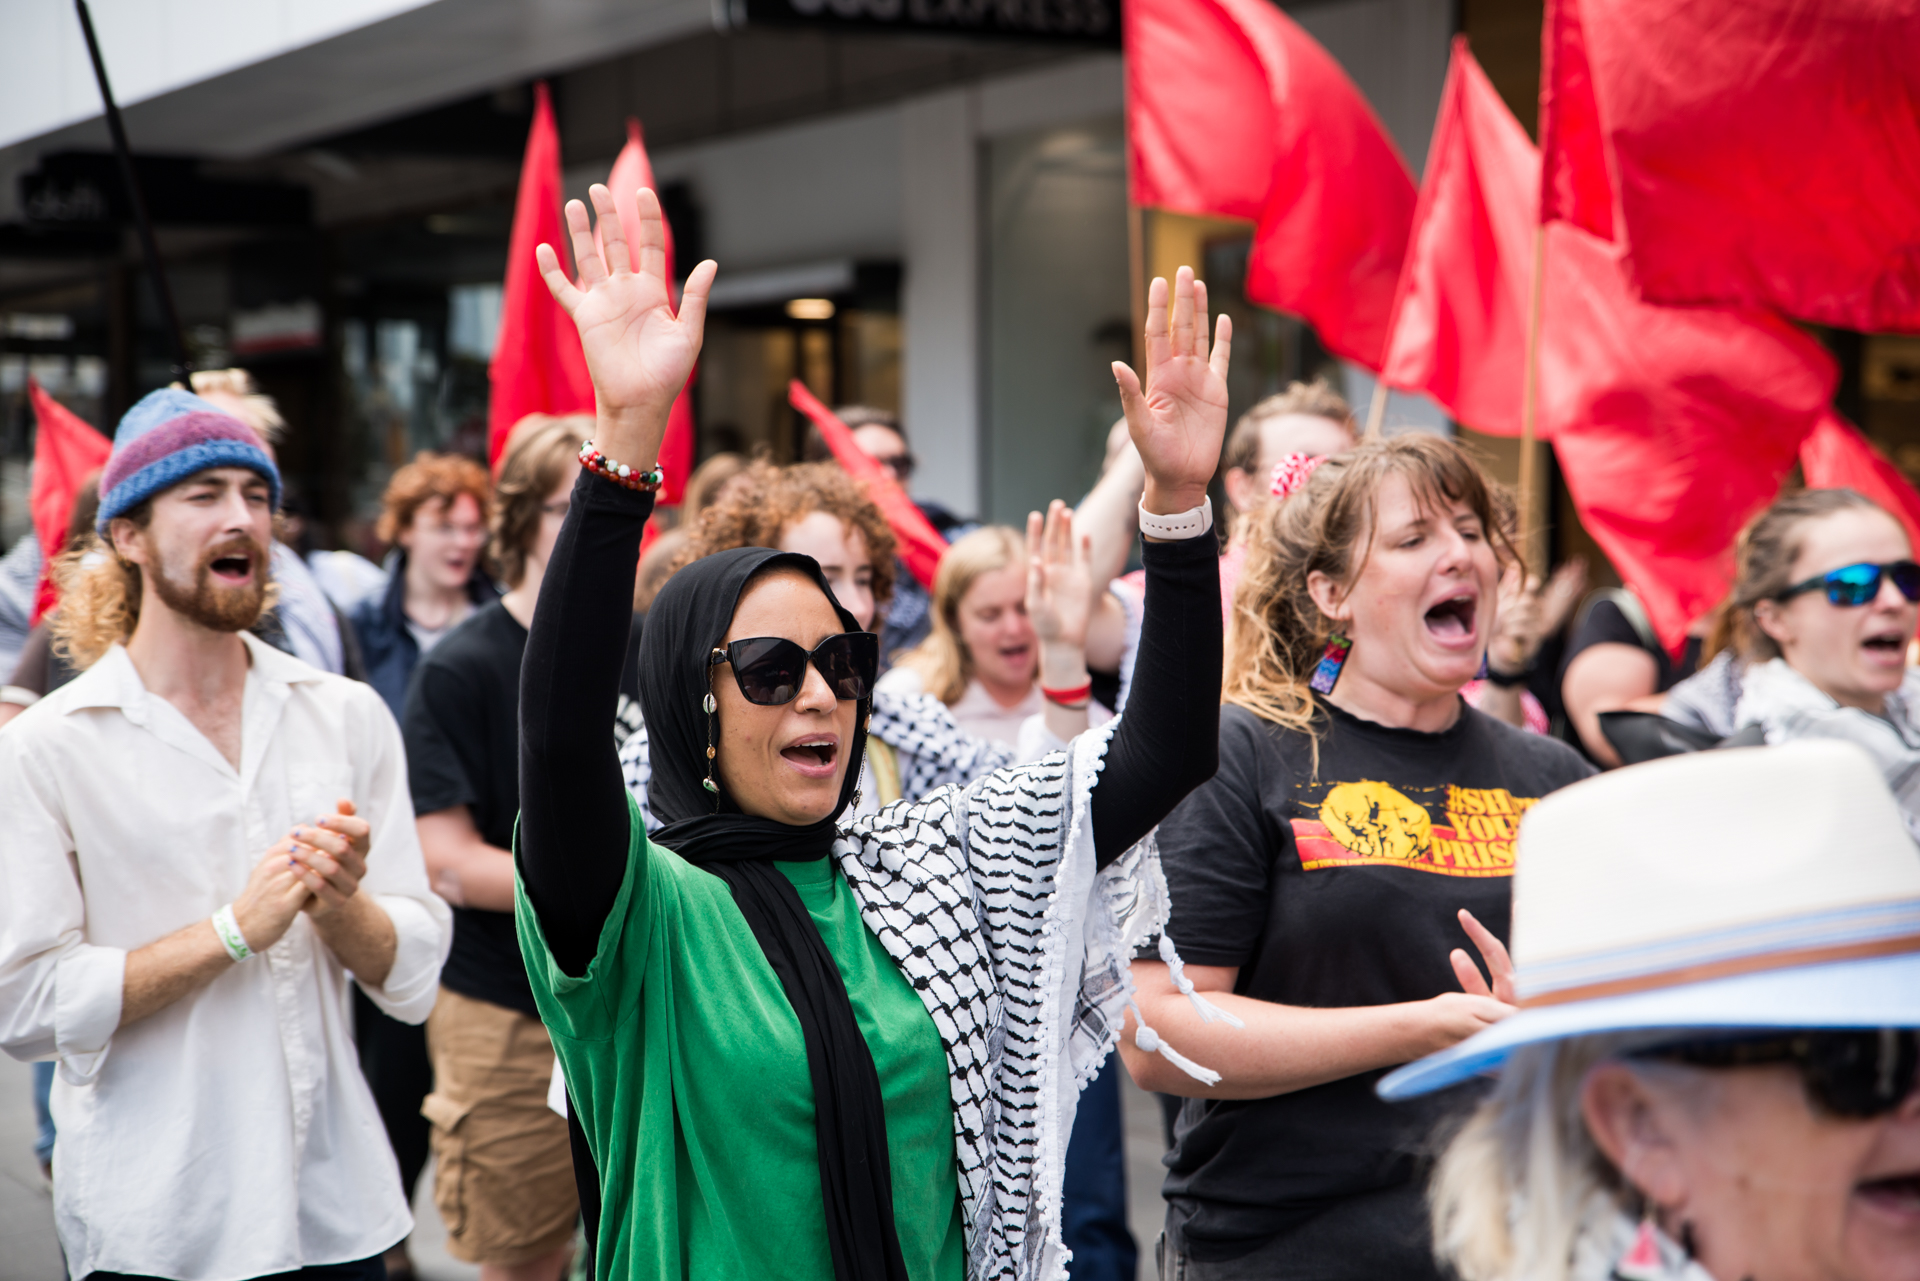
[[96, 388, 281, 533]]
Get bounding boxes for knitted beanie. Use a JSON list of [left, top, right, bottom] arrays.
[[96, 388, 282, 534]]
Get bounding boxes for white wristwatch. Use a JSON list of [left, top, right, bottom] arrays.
[[1137, 495, 1214, 541]]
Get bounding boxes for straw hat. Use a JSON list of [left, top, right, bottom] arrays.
[[1381, 740, 1920, 1099]]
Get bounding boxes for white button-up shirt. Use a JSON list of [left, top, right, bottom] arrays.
[[0, 635, 452, 1280]]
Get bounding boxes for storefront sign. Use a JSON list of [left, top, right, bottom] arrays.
[[718, 0, 1119, 46]]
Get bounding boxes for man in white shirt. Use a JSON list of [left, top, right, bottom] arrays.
[[0, 388, 451, 1281]]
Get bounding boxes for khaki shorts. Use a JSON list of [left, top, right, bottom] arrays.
[[423, 986, 578, 1266]]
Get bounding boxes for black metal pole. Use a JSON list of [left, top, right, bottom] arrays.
[[74, 0, 191, 383]]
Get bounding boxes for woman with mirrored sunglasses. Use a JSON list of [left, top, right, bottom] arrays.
[[515, 187, 1232, 1281], [1663, 486, 1920, 836], [616, 462, 1099, 833]]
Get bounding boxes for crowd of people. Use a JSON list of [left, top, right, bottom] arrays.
[[2, 183, 1918, 1281]]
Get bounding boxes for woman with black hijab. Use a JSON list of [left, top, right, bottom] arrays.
[[515, 186, 1230, 1281]]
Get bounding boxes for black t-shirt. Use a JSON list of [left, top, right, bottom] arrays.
[[1560, 596, 1703, 693], [1155, 699, 1595, 1267], [401, 602, 537, 1016]]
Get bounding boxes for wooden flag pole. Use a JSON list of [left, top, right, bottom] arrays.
[[1517, 224, 1548, 570], [1364, 381, 1388, 436], [1127, 201, 1147, 377]]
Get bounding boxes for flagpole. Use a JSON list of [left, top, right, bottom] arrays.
[[1128, 201, 1147, 377], [74, 0, 190, 385], [1364, 381, 1388, 436], [1517, 224, 1547, 570]]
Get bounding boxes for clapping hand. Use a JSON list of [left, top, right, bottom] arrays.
[[536, 184, 718, 471], [286, 799, 372, 918], [1112, 267, 1232, 520]]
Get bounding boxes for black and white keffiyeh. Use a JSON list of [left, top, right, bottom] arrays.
[[832, 716, 1230, 1281]]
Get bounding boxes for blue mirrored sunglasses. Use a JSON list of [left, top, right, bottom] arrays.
[[1777, 560, 1920, 608]]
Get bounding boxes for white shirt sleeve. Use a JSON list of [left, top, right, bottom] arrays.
[[348, 685, 451, 1023], [0, 726, 127, 1080]]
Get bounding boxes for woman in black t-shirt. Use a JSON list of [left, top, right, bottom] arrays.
[[1124, 434, 1594, 1280]]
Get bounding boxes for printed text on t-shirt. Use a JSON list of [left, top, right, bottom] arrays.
[[1290, 780, 1538, 878]]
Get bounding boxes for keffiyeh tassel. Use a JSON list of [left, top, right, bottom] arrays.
[[1159, 932, 1245, 1028]]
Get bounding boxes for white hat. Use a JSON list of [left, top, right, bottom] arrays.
[[1381, 740, 1920, 1099]]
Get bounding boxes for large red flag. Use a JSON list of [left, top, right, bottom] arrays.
[[27, 378, 112, 624], [1542, 0, 1920, 332], [787, 380, 946, 591], [488, 81, 594, 470], [1536, 0, 1612, 239], [1379, 40, 1539, 436], [1125, 0, 1416, 369], [599, 119, 694, 506], [1800, 411, 1920, 557], [1543, 226, 1840, 653]]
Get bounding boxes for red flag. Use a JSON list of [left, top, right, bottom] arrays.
[[1125, 0, 1416, 369], [1537, 0, 1612, 238], [1545, 0, 1920, 332], [27, 378, 112, 625], [1379, 40, 1539, 436], [787, 380, 946, 591], [600, 119, 695, 506], [1800, 411, 1920, 557], [488, 81, 594, 470], [1543, 225, 1840, 653]]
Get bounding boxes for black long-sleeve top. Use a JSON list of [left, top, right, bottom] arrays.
[[519, 469, 1221, 975]]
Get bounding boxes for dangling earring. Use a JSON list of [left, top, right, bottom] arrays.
[[701, 692, 720, 798], [850, 713, 873, 811], [1309, 632, 1351, 696], [1475, 650, 1489, 681]]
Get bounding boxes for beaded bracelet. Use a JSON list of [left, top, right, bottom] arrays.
[[579, 441, 664, 492]]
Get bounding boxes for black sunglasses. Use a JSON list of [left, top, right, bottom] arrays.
[[708, 633, 879, 706], [872, 452, 917, 481], [1777, 560, 1920, 608], [1636, 1029, 1920, 1119]]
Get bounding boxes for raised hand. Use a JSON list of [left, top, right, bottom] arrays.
[[1026, 500, 1093, 652], [536, 184, 718, 471], [1112, 267, 1233, 518]]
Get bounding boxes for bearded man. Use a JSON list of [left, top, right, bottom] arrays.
[[0, 389, 451, 1281]]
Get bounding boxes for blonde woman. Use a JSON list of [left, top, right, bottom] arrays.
[[1384, 741, 1920, 1281], [879, 524, 1097, 746], [1124, 434, 1594, 1280]]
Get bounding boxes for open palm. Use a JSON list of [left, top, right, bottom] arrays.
[[537, 184, 716, 465], [1027, 500, 1093, 650], [1113, 266, 1233, 512]]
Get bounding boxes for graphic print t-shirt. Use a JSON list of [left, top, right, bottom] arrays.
[[1155, 699, 1595, 1262]]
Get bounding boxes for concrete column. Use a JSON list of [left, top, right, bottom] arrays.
[[900, 89, 979, 519]]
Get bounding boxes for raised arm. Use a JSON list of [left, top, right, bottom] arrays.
[[518, 185, 715, 974], [1076, 427, 1146, 674], [1089, 268, 1230, 865]]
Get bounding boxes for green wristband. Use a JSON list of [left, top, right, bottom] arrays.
[[212, 904, 254, 962]]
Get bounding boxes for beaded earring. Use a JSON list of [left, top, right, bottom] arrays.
[[1309, 632, 1351, 696], [701, 692, 719, 797]]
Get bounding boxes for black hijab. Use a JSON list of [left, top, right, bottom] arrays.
[[639, 546, 908, 1281]]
